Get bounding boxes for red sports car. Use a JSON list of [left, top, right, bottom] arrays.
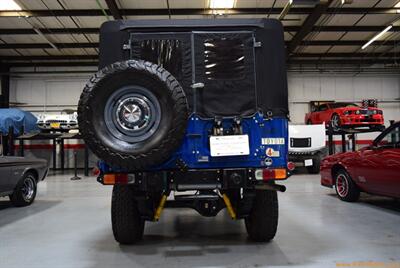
[[305, 102, 384, 130], [321, 121, 400, 201]]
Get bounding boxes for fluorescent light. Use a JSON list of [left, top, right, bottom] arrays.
[[209, 0, 235, 9], [395, 1, 400, 13], [0, 0, 21, 10], [361, 25, 393, 50]]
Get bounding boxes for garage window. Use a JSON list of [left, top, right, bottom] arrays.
[[204, 38, 245, 80]]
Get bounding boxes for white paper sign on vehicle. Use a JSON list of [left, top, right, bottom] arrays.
[[210, 135, 250, 157]]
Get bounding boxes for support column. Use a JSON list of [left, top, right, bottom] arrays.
[[0, 64, 10, 108]]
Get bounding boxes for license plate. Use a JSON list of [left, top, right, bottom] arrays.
[[50, 123, 61, 128], [304, 159, 313, 166], [210, 135, 250, 157]]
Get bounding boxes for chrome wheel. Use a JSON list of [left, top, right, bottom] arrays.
[[331, 114, 341, 130], [21, 175, 36, 202], [336, 174, 348, 198], [104, 86, 161, 143]]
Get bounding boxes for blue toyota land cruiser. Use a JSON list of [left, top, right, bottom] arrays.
[[78, 18, 290, 244]]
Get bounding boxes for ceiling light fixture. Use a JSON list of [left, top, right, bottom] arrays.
[[0, 0, 21, 10], [209, 0, 235, 9], [362, 25, 393, 50], [395, 1, 400, 13]]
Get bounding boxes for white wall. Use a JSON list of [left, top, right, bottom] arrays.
[[10, 71, 400, 123], [7, 69, 400, 165]]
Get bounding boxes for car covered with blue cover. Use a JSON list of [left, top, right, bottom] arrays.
[[0, 108, 39, 135], [78, 18, 290, 244]]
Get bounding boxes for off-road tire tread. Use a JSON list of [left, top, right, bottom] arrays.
[[245, 190, 278, 242], [111, 185, 144, 244], [78, 60, 188, 170]]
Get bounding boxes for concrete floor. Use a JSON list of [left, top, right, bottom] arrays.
[[0, 172, 399, 268]]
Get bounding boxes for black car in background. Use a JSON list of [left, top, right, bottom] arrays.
[[0, 156, 48, 207]]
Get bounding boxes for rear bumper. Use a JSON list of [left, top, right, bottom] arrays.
[[98, 167, 289, 190]]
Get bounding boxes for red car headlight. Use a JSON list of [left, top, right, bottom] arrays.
[[343, 110, 352, 115], [355, 110, 361, 115]]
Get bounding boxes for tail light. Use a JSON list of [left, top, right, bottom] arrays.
[[255, 168, 287, 181], [103, 173, 130, 185], [287, 162, 296, 171]]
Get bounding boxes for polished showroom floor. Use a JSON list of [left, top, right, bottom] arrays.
[[0, 171, 399, 268]]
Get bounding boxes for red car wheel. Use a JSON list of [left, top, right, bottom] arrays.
[[330, 114, 341, 131], [334, 169, 360, 202]]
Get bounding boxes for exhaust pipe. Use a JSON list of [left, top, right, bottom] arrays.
[[255, 183, 286, 192]]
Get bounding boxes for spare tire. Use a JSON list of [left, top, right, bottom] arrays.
[[78, 60, 188, 170]]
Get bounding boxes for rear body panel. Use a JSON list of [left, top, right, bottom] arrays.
[[100, 113, 288, 172]]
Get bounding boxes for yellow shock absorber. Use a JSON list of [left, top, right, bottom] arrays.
[[222, 193, 237, 220], [154, 193, 168, 221]]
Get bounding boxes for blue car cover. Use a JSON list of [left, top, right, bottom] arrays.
[[0, 108, 39, 135]]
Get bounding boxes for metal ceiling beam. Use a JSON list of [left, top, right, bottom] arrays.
[[287, 0, 334, 55], [4, 59, 397, 67], [104, 0, 123, 20], [0, 7, 397, 17], [285, 26, 400, 32], [292, 53, 399, 58], [1, 40, 395, 49], [0, 43, 99, 49], [1, 26, 400, 35], [1, 53, 398, 62], [0, 55, 98, 61], [289, 59, 398, 65], [0, 28, 99, 35]]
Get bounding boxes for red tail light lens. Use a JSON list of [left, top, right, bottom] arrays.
[[287, 162, 296, 171], [103, 174, 128, 185], [255, 169, 287, 181]]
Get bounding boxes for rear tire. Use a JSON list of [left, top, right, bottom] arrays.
[[10, 172, 37, 207], [111, 185, 145, 244], [334, 169, 360, 202], [245, 190, 278, 242], [78, 60, 188, 170]]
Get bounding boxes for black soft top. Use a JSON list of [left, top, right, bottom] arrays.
[[99, 19, 288, 118]]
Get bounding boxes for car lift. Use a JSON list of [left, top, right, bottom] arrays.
[[326, 124, 391, 155], [3, 125, 90, 176]]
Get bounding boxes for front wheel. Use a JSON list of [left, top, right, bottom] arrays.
[[111, 185, 145, 244], [334, 169, 360, 202], [330, 114, 341, 131], [10, 172, 37, 207], [245, 190, 278, 242]]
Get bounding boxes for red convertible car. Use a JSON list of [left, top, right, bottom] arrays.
[[305, 102, 384, 130], [321, 121, 400, 201]]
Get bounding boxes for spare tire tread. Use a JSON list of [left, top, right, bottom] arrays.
[[78, 60, 188, 170]]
